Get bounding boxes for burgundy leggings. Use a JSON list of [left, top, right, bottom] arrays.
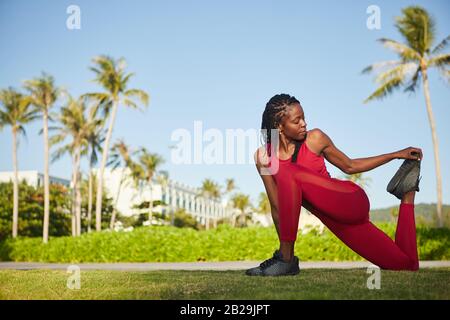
[[275, 162, 419, 271]]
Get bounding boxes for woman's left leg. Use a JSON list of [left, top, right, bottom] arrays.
[[302, 199, 419, 271]]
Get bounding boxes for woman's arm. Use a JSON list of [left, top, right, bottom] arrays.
[[254, 148, 281, 237], [312, 129, 423, 174]]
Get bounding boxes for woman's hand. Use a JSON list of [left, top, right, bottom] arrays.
[[395, 147, 423, 161]]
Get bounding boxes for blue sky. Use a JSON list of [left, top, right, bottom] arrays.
[[0, 0, 449, 210]]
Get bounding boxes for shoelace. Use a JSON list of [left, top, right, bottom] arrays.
[[259, 256, 279, 269]]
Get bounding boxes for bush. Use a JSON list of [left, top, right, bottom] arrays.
[[173, 209, 198, 230], [0, 222, 448, 263], [0, 182, 71, 240], [0, 181, 115, 240]]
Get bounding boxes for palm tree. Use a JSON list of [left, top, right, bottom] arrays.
[[138, 148, 165, 224], [199, 179, 221, 200], [84, 55, 149, 231], [224, 178, 236, 195], [230, 193, 253, 228], [107, 139, 133, 229], [198, 178, 221, 229], [0, 88, 38, 238], [24, 73, 61, 243], [156, 170, 170, 223], [50, 96, 101, 236], [362, 6, 449, 227], [85, 105, 104, 233]]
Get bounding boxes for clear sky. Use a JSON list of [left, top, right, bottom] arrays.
[[1, 0, 449, 210]]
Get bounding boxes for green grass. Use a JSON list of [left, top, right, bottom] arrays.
[[0, 268, 449, 299]]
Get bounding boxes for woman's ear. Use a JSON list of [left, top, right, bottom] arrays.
[[278, 123, 283, 134]]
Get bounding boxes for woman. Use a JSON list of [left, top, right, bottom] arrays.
[[246, 94, 422, 276]]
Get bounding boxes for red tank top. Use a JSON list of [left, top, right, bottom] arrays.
[[266, 142, 331, 178]]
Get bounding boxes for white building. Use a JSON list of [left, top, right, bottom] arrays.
[[0, 170, 70, 188], [101, 168, 234, 226]]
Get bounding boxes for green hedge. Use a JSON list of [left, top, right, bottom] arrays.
[[0, 223, 448, 262]]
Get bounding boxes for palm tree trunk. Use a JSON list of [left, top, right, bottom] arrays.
[[71, 155, 76, 237], [74, 149, 82, 236], [422, 67, 443, 227], [12, 129, 19, 238], [95, 98, 119, 231], [148, 180, 153, 223], [43, 111, 50, 243], [87, 162, 93, 233], [110, 168, 125, 230]]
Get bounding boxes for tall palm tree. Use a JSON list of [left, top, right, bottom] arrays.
[[362, 6, 449, 227], [0, 88, 38, 238], [84, 55, 149, 231], [24, 73, 61, 243], [50, 96, 101, 236], [85, 105, 104, 233], [138, 148, 165, 224], [107, 139, 133, 229]]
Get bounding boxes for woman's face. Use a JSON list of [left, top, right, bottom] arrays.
[[279, 103, 307, 140]]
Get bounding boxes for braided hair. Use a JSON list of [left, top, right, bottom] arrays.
[[260, 94, 303, 162]]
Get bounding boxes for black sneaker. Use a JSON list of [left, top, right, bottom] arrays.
[[245, 250, 300, 276], [387, 159, 422, 200], [245, 250, 282, 276]]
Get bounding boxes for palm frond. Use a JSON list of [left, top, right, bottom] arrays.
[[123, 89, 149, 106], [377, 38, 421, 60], [374, 62, 417, 84], [395, 6, 435, 55], [428, 53, 450, 68], [363, 77, 404, 103], [51, 145, 72, 163], [121, 98, 138, 110], [431, 35, 450, 54], [361, 60, 401, 75], [404, 66, 421, 93]]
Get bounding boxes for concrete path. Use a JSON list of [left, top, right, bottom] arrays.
[[0, 261, 449, 271]]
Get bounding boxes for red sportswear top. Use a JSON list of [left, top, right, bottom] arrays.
[[266, 142, 331, 178]]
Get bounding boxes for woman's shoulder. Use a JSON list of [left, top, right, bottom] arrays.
[[306, 128, 325, 139], [305, 128, 327, 155]]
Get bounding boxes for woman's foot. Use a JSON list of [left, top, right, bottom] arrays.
[[387, 159, 421, 200], [245, 250, 300, 276]]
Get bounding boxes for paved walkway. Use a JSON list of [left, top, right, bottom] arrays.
[[0, 261, 449, 271]]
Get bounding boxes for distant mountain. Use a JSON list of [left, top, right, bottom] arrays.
[[370, 203, 450, 226]]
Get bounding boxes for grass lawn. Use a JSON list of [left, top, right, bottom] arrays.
[[0, 268, 449, 300]]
